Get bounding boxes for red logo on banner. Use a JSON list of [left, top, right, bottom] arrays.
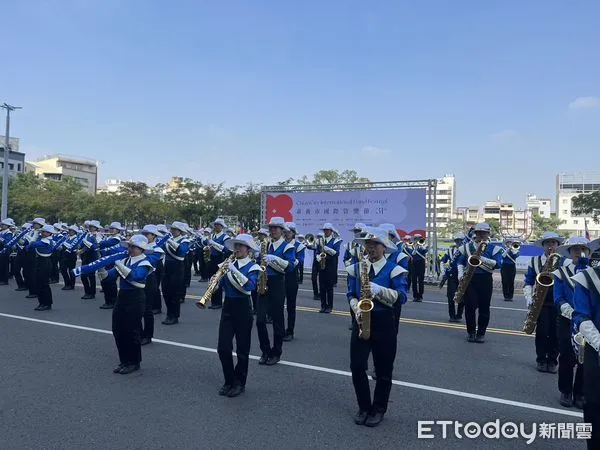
[[398, 229, 427, 238], [266, 194, 293, 222]]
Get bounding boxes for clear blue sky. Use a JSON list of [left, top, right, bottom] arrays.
[[3, 0, 599, 209]]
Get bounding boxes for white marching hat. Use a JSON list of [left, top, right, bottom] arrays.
[[109, 221, 126, 231], [413, 233, 424, 239], [225, 233, 259, 253], [379, 223, 400, 241], [321, 222, 334, 231], [1, 218, 15, 227], [257, 228, 269, 236], [88, 220, 102, 229], [474, 222, 491, 233], [349, 222, 366, 232], [266, 217, 287, 229], [169, 221, 188, 233], [203, 227, 212, 234], [212, 218, 227, 228], [354, 227, 397, 253], [590, 238, 600, 255], [453, 232, 466, 241], [285, 222, 297, 232], [535, 232, 564, 248], [68, 225, 79, 233], [32, 217, 46, 226], [156, 224, 168, 235], [141, 224, 161, 236], [40, 224, 57, 234], [121, 234, 152, 252], [556, 237, 591, 258]]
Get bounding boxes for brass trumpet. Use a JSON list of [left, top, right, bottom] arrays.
[[510, 242, 521, 250], [305, 233, 315, 246], [417, 237, 426, 245]]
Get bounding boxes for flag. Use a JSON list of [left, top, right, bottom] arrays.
[[584, 218, 591, 240]]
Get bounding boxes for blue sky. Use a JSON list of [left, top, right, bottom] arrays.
[[3, 0, 599, 209]]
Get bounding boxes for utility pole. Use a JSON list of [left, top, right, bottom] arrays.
[[1, 103, 22, 220]]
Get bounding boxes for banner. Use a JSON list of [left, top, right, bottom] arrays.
[[264, 188, 427, 270]]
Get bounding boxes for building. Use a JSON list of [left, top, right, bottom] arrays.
[[526, 194, 551, 218], [454, 206, 480, 226], [482, 199, 515, 232], [0, 136, 25, 176], [97, 178, 125, 194], [514, 209, 533, 238], [428, 174, 456, 231], [556, 172, 600, 238], [26, 154, 98, 194]]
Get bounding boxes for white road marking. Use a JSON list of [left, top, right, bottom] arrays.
[[0, 312, 582, 419]]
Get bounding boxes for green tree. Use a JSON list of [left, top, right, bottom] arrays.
[[442, 219, 468, 238], [572, 191, 600, 223], [531, 214, 566, 240], [486, 218, 501, 238]]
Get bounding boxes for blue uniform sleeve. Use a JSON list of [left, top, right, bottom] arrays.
[[553, 276, 568, 308], [330, 239, 342, 256], [283, 246, 296, 273], [126, 265, 151, 284], [296, 247, 305, 266], [492, 247, 503, 269], [391, 272, 409, 305], [441, 253, 450, 264], [105, 268, 119, 282], [399, 256, 409, 270], [347, 268, 358, 303], [572, 283, 593, 331], [524, 264, 536, 286], [244, 269, 260, 293], [146, 252, 162, 267], [176, 240, 190, 258], [457, 252, 467, 268], [98, 237, 119, 249]]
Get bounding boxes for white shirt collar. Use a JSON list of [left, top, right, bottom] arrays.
[[271, 237, 285, 250], [129, 254, 146, 264], [236, 256, 252, 268], [367, 256, 387, 276]]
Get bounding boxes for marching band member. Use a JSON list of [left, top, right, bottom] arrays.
[[27, 224, 57, 311], [347, 229, 408, 427], [553, 237, 590, 408], [457, 223, 503, 343], [153, 224, 168, 314], [80, 220, 101, 300], [13, 223, 31, 292], [98, 234, 153, 375], [380, 223, 410, 270], [501, 237, 521, 301], [140, 225, 166, 345], [182, 223, 194, 291], [205, 218, 231, 309], [441, 233, 466, 323], [256, 217, 295, 366], [283, 222, 304, 342], [24, 218, 46, 299], [59, 225, 80, 290], [305, 231, 322, 300], [402, 235, 413, 292], [161, 221, 190, 325], [199, 227, 212, 282], [344, 223, 366, 267], [217, 234, 261, 397], [0, 218, 15, 285], [524, 232, 564, 372], [296, 233, 305, 284], [571, 241, 600, 449], [332, 227, 341, 287], [409, 233, 428, 302], [251, 228, 269, 314], [49, 223, 63, 284], [318, 223, 342, 314], [98, 222, 126, 309]]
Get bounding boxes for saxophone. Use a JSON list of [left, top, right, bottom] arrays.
[[195, 254, 235, 309], [202, 236, 211, 263], [453, 240, 488, 304], [257, 238, 269, 295], [523, 253, 562, 334], [357, 253, 374, 340], [318, 237, 327, 270]]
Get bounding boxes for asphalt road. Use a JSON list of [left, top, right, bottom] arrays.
[[0, 276, 590, 450]]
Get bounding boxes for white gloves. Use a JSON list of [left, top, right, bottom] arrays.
[[580, 320, 600, 353], [115, 261, 131, 278], [369, 282, 383, 297], [316, 254, 322, 262], [560, 303, 574, 320], [350, 298, 360, 321], [457, 265, 465, 281], [264, 255, 277, 264], [323, 246, 336, 256], [98, 268, 108, 280], [523, 285, 533, 308], [369, 282, 398, 307], [480, 256, 496, 269], [228, 263, 240, 275]]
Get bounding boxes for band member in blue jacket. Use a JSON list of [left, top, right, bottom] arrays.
[[98, 222, 126, 309], [501, 237, 521, 301], [99, 234, 153, 375], [80, 220, 101, 300], [409, 233, 428, 302], [441, 233, 466, 322], [140, 224, 166, 345], [0, 218, 15, 285], [204, 218, 232, 309], [161, 221, 190, 325], [380, 223, 410, 270], [256, 217, 295, 366], [553, 237, 590, 409], [26, 224, 57, 311], [217, 233, 261, 397], [347, 228, 408, 427], [456, 223, 503, 343], [59, 225, 80, 290], [571, 242, 600, 449], [317, 223, 342, 314], [283, 222, 304, 342]]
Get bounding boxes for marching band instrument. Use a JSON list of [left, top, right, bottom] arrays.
[[511, 242, 521, 251], [417, 237, 426, 246], [305, 233, 315, 246], [439, 245, 461, 289], [318, 237, 327, 270], [523, 253, 562, 334], [72, 250, 128, 278], [203, 242, 211, 263], [257, 238, 269, 295], [0, 228, 30, 254], [453, 240, 488, 304], [195, 255, 235, 309], [573, 333, 586, 365], [357, 252, 374, 340]]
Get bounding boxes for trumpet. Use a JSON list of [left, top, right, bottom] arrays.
[[510, 242, 521, 250], [305, 233, 315, 246], [417, 238, 426, 246]]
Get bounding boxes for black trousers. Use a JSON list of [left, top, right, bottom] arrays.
[[153, 261, 163, 311], [193, 249, 201, 274], [35, 257, 53, 306], [112, 288, 144, 366], [218, 296, 254, 387], [13, 251, 26, 289], [446, 276, 464, 319], [583, 344, 600, 450], [406, 259, 413, 292], [256, 275, 285, 357], [207, 257, 224, 307], [319, 268, 335, 310], [142, 273, 156, 339], [557, 316, 583, 396], [298, 262, 304, 284], [464, 273, 493, 336], [251, 289, 258, 312], [501, 264, 516, 299], [162, 259, 183, 319], [0, 251, 10, 283], [311, 261, 319, 297], [81, 252, 98, 296], [285, 271, 298, 334], [101, 267, 119, 306], [411, 259, 425, 299], [25, 250, 37, 295], [350, 311, 397, 413], [535, 304, 558, 365], [183, 253, 192, 287], [60, 252, 77, 288], [50, 251, 60, 282]]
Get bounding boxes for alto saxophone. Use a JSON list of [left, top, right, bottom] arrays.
[[523, 253, 562, 334], [357, 253, 374, 340], [196, 254, 235, 309], [203, 242, 211, 263], [454, 240, 488, 304], [318, 237, 327, 270], [257, 238, 269, 295]]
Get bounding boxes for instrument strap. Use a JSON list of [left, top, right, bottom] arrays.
[[503, 252, 516, 264], [583, 268, 600, 297], [558, 265, 575, 290]]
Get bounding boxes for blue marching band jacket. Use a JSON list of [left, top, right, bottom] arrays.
[[386, 244, 410, 270], [103, 254, 153, 291], [457, 241, 503, 276], [407, 243, 429, 263], [205, 231, 231, 259], [219, 257, 262, 299], [293, 240, 305, 270], [344, 241, 362, 267], [264, 237, 296, 277], [164, 235, 191, 263], [441, 245, 461, 278], [501, 245, 520, 267], [572, 266, 600, 358]]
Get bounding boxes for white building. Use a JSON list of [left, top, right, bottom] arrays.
[[0, 136, 25, 175], [26, 154, 98, 194], [428, 174, 456, 231], [97, 178, 125, 194], [526, 194, 551, 218], [556, 172, 600, 238]]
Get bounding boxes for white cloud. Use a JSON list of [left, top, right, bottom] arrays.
[[568, 96, 600, 110], [490, 129, 518, 140], [361, 145, 391, 155]]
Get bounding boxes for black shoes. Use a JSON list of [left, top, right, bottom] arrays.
[[218, 384, 232, 396], [467, 333, 476, 343], [354, 410, 369, 425], [282, 333, 294, 342], [152, 309, 162, 315], [227, 385, 245, 398], [161, 317, 178, 325], [208, 304, 222, 310], [99, 303, 113, 309], [537, 362, 548, 372], [118, 364, 140, 375], [365, 411, 385, 427], [560, 392, 573, 407], [34, 305, 51, 311], [319, 308, 326, 313], [449, 316, 460, 323], [15, 287, 28, 292], [81, 294, 95, 300], [26, 294, 38, 299], [547, 364, 558, 374], [266, 356, 280, 366], [61, 286, 74, 290], [574, 396, 585, 409], [504, 298, 513, 302], [141, 338, 152, 346], [258, 354, 268, 365], [113, 364, 124, 373], [475, 334, 485, 343]]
